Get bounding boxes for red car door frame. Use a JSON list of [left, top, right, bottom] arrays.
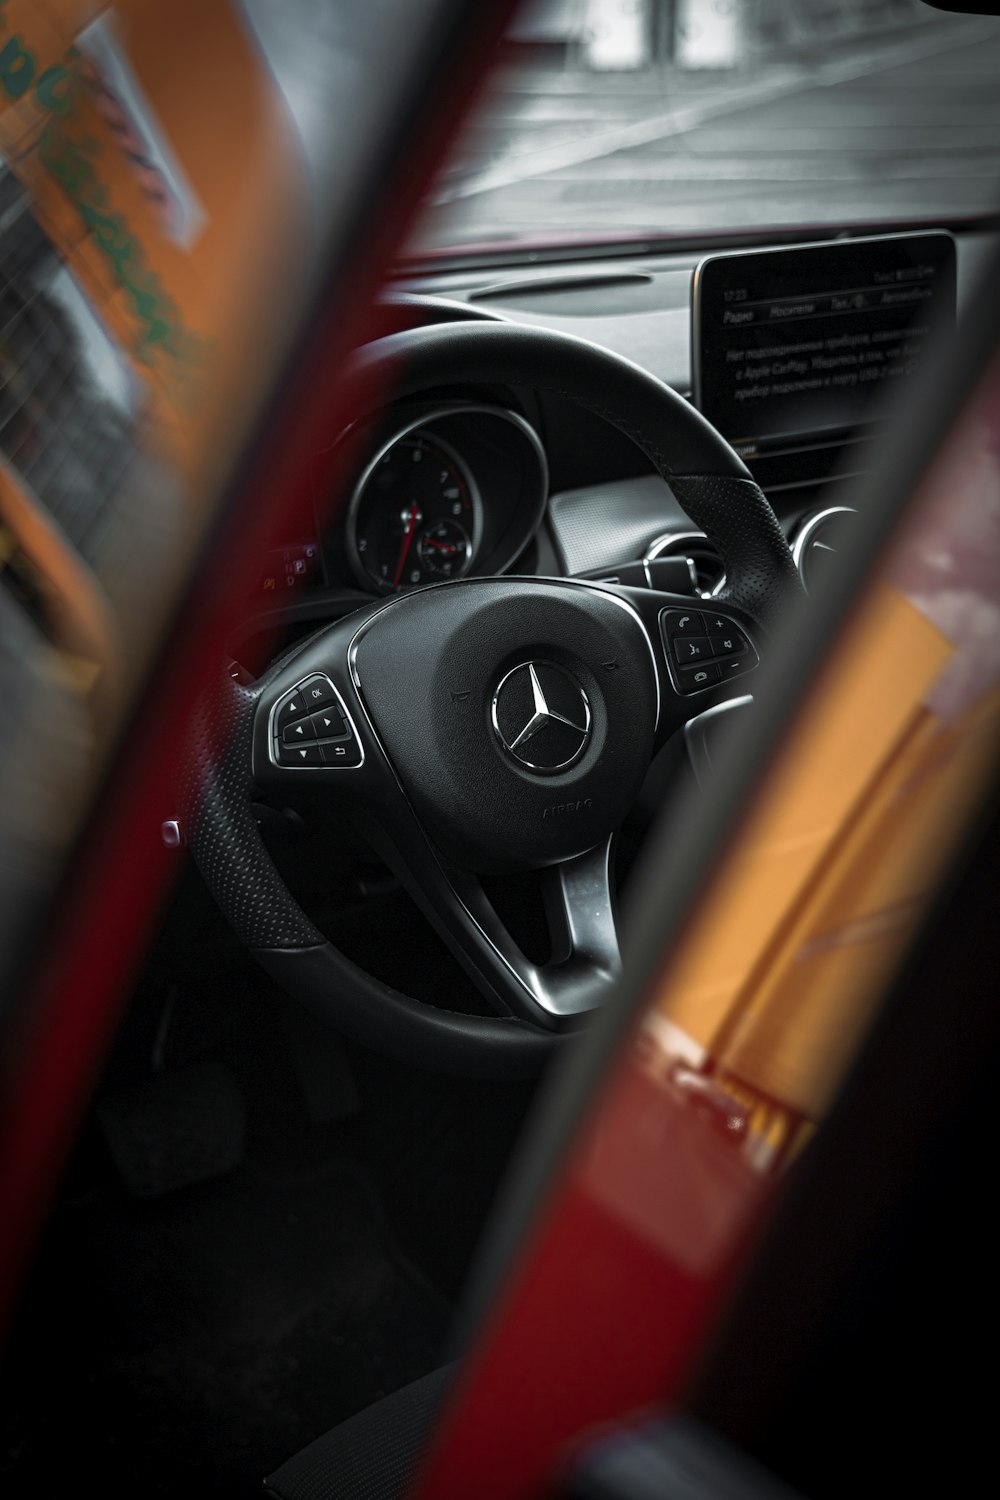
[[0, 0, 519, 1335]]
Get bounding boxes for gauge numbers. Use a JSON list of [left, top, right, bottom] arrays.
[[349, 430, 478, 593]]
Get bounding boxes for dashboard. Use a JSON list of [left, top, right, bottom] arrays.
[[237, 221, 997, 666]]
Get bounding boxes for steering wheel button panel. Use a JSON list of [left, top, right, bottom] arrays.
[[660, 607, 758, 695], [270, 675, 364, 771]]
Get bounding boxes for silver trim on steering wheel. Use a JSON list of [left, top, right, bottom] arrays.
[[341, 576, 653, 1019]]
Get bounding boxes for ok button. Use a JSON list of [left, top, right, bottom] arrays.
[[672, 634, 711, 664]]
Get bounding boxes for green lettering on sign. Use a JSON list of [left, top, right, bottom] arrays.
[[0, 34, 34, 99], [36, 64, 74, 115]]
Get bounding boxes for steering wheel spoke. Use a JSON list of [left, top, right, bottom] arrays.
[[327, 740, 622, 1026], [428, 837, 621, 1026]]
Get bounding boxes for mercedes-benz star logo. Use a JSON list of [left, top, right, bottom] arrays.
[[491, 661, 591, 774]]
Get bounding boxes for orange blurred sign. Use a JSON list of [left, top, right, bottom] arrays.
[[0, 0, 306, 468], [0, 0, 308, 694]]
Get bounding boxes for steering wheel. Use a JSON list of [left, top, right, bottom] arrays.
[[183, 322, 802, 1078]]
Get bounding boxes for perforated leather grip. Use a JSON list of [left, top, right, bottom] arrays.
[[669, 473, 803, 627], [179, 670, 323, 950]]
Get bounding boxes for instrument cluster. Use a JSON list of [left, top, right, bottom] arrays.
[[343, 403, 548, 596]]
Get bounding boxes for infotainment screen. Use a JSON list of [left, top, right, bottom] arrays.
[[692, 232, 955, 449]]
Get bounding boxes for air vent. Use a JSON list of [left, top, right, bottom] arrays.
[[646, 532, 725, 598], [792, 506, 857, 594]]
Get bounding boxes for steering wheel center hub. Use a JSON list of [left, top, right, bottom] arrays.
[[350, 578, 658, 871], [491, 660, 592, 774]]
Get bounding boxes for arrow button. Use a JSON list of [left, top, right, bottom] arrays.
[[309, 707, 348, 741], [282, 716, 317, 745]]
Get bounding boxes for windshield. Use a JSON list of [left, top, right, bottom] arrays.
[[409, 0, 1000, 256]]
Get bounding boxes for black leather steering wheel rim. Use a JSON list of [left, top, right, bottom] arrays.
[[184, 321, 801, 1078], [348, 323, 800, 626], [180, 661, 559, 1079]]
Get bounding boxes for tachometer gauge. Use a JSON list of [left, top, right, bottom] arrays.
[[347, 427, 480, 593], [417, 519, 471, 579]]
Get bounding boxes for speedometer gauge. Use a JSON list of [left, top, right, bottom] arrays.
[[347, 428, 480, 594]]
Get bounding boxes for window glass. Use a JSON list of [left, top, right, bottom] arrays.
[[412, 0, 1000, 253]]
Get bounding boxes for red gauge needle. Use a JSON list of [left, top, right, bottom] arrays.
[[424, 539, 461, 554], [392, 507, 420, 588]]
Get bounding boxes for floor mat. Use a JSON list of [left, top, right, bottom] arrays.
[[2, 1160, 451, 1498]]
